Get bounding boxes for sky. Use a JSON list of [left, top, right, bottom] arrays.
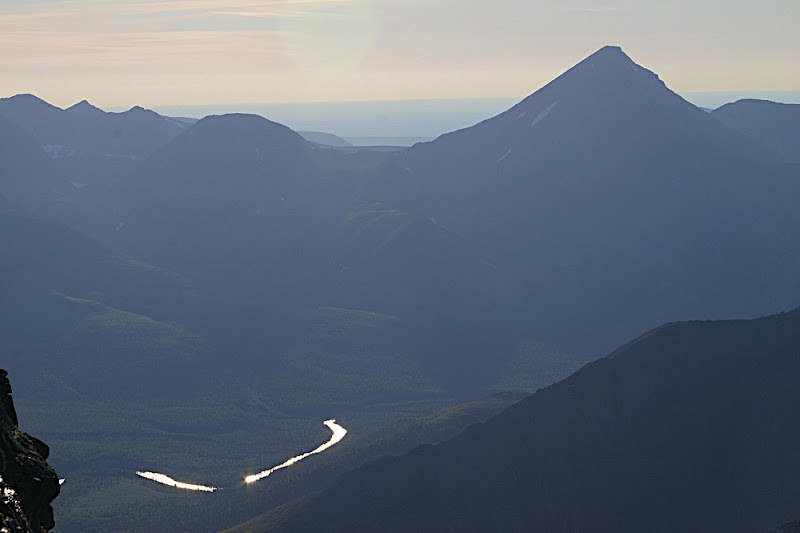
[[1, 0, 798, 136]]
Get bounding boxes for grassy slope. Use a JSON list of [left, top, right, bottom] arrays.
[[219, 392, 526, 533], [15, 304, 562, 532], [21, 392, 498, 532]]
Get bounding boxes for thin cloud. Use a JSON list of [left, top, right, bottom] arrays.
[[570, 6, 622, 12], [0, 29, 288, 69], [207, 10, 284, 18], [0, 11, 67, 22]]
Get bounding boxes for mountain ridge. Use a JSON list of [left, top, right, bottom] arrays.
[[0, 94, 189, 157], [364, 45, 800, 354], [238, 307, 800, 532], [712, 98, 800, 163]]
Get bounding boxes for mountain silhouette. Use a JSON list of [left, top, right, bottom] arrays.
[[0, 94, 188, 157], [366, 45, 800, 354]]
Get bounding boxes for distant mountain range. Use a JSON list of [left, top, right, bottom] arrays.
[[0, 94, 188, 158], [236, 307, 800, 533], [2, 45, 798, 392], [141, 49, 798, 362], [0, 95, 195, 233], [1, 45, 798, 532]]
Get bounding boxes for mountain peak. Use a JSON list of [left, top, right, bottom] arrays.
[[66, 99, 104, 115], [5, 93, 47, 103], [121, 105, 159, 117], [1, 93, 62, 112], [193, 113, 304, 139], [505, 45, 666, 114], [592, 44, 626, 56], [574, 45, 648, 73]]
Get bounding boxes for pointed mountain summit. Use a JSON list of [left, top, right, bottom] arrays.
[[508, 45, 674, 114], [399, 45, 775, 174], [65, 99, 104, 116], [118, 105, 162, 119], [367, 46, 800, 355]]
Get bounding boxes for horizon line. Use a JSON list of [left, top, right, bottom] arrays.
[[4, 91, 800, 116]]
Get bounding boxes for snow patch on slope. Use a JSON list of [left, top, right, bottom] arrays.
[[42, 144, 77, 159], [531, 101, 559, 127], [496, 149, 512, 163]]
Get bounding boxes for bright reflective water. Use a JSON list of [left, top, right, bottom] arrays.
[[135, 471, 218, 492], [132, 419, 347, 491], [245, 419, 347, 484]]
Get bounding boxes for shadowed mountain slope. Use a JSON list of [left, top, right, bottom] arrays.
[[110, 113, 523, 391], [0, 115, 65, 209], [112, 113, 318, 269], [246, 307, 800, 533], [0, 209, 198, 322], [298, 131, 354, 147], [0, 96, 194, 235], [366, 46, 800, 354], [0, 208, 213, 400], [154, 392, 525, 533], [109, 113, 361, 332], [101, 48, 800, 389], [712, 99, 800, 163]]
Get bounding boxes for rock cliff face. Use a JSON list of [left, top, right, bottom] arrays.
[[0, 369, 59, 532]]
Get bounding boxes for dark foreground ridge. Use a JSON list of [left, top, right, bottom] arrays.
[[240, 308, 800, 532], [0, 369, 59, 532]]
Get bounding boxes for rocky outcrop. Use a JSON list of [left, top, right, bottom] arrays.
[[768, 521, 800, 533], [0, 369, 59, 532]]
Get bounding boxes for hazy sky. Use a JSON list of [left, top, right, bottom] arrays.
[[1, 0, 798, 110]]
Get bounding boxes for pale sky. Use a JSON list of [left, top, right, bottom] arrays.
[[1, 0, 798, 110]]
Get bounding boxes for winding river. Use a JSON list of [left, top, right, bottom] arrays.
[[133, 419, 347, 492], [135, 471, 218, 492], [244, 419, 347, 483]]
